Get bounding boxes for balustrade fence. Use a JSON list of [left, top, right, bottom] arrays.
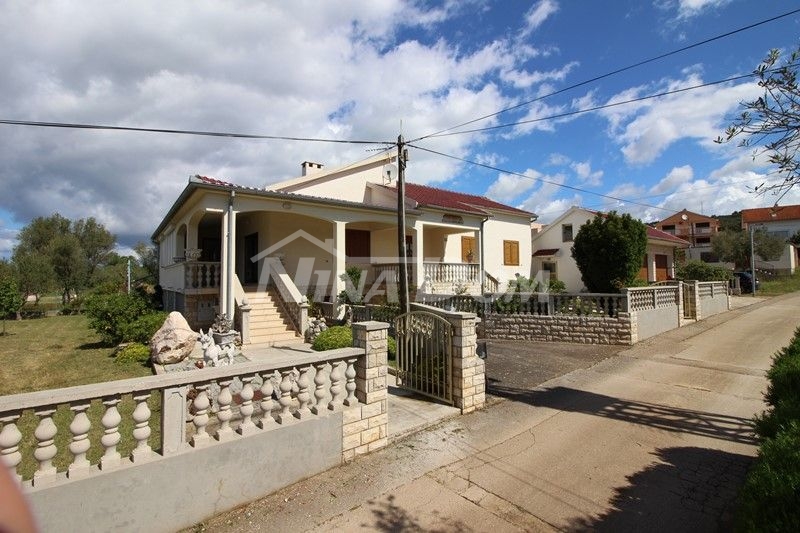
[[0, 348, 363, 485]]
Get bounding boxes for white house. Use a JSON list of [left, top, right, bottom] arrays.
[[151, 153, 535, 343], [531, 206, 689, 292], [741, 204, 799, 274]]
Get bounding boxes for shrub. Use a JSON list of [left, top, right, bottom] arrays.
[[114, 343, 152, 365], [754, 330, 800, 439], [311, 326, 353, 351], [121, 312, 168, 344], [675, 260, 732, 282], [735, 422, 800, 532], [84, 292, 150, 345], [388, 336, 397, 361]]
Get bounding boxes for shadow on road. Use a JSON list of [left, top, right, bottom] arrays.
[[565, 446, 751, 532], [488, 380, 758, 445]]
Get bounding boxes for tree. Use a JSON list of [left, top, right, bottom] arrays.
[[134, 241, 159, 283], [73, 217, 115, 282], [11, 251, 53, 303], [716, 46, 800, 198], [571, 211, 648, 293], [711, 228, 785, 269], [50, 234, 87, 303], [790, 230, 800, 247], [0, 276, 24, 334]]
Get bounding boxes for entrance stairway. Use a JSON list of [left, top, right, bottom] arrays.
[[243, 286, 302, 345]]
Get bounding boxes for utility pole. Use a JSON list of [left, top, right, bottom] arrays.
[[397, 135, 410, 314], [127, 257, 131, 294]]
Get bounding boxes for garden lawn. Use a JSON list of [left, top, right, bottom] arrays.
[[0, 315, 159, 480], [0, 314, 152, 395]]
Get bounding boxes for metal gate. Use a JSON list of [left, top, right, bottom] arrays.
[[394, 311, 453, 404], [682, 283, 697, 319]]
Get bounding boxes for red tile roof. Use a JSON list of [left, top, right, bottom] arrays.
[[533, 248, 560, 257], [401, 183, 534, 217], [647, 226, 690, 246], [741, 204, 800, 224]]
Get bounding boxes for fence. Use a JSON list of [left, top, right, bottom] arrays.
[[0, 323, 389, 533]]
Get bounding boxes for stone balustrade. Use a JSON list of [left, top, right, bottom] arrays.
[[0, 323, 389, 532], [423, 262, 480, 287], [183, 261, 221, 291]]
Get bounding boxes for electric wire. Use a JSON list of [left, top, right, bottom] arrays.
[[410, 7, 800, 142], [0, 119, 393, 146]]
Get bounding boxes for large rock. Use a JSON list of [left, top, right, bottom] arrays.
[[150, 312, 197, 365]]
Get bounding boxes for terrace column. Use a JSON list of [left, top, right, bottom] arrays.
[[412, 223, 424, 295], [220, 196, 237, 319], [647, 252, 656, 283], [333, 220, 347, 309]]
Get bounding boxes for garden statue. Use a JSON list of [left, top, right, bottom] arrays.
[[198, 329, 235, 367]]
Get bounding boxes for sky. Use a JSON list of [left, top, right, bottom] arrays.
[[1, 0, 799, 257]]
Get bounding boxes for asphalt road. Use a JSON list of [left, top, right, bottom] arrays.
[[188, 293, 795, 532]]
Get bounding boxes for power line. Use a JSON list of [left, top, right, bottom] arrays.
[[410, 7, 800, 143], [0, 119, 394, 146], [420, 71, 760, 139], [407, 142, 677, 214]]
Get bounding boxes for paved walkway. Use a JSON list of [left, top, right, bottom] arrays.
[[187, 293, 794, 532]]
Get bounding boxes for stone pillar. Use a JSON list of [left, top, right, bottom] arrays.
[[238, 299, 251, 344], [447, 312, 485, 414], [677, 281, 684, 321], [343, 321, 389, 462], [332, 220, 347, 311]]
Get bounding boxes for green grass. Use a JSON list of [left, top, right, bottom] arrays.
[[0, 314, 151, 395], [757, 271, 800, 296], [0, 315, 160, 480]]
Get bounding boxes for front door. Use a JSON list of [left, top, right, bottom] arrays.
[[244, 233, 259, 284], [655, 254, 669, 281]]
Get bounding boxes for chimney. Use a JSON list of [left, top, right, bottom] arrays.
[[301, 161, 324, 176]]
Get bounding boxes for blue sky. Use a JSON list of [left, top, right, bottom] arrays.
[[1, 0, 799, 257]]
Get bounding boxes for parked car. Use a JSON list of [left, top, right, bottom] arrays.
[[732, 271, 759, 292]]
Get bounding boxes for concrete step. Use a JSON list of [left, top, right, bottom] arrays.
[[249, 333, 301, 345]]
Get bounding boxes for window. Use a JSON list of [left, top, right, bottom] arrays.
[[562, 224, 573, 242], [695, 222, 710, 228], [541, 261, 557, 281], [503, 240, 519, 266], [461, 236, 476, 263], [442, 214, 464, 224], [662, 224, 675, 234]]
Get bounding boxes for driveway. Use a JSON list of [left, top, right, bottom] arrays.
[[485, 339, 622, 396]]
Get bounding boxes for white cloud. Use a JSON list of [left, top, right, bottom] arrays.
[[571, 160, 603, 186], [502, 61, 579, 90], [521, 0, 560, 37], [657, 0, 733, 20], [485, 171, 538, 203], [600, 74, 761, 165], [547, 153, 571, 166], [650, 165, 693, 195]]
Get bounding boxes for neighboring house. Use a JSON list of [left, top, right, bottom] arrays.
[[655, 209, 720, 263], [741, 204, 800, 274], [151, 153, 535, 341], [531, 206, 689, 292]]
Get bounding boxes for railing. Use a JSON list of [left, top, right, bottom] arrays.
[[419, 294, 482, 314], [264, 258, 308, 337], [423, 262, 480, 285], [372, 263, 413, 286], [626, 285, 679, 312], [0, 348, 363, 484], [184, 261, 221, 291], [478, 292, 627, 317], [484, 272, 500, 293], [349, 304, 401, 335]]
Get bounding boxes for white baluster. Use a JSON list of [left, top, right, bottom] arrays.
[[311, 362, 328, 415], [0, 411, 23, 483], [33, 407, 58, 485], [237, 375, 257, 436], [343, 357, 358, 407], [294, 365, 312, 419], [277, 369, 295, 424], [131, 392, 153, 462], [190, 384, 212, 447], [328, 360, 344, 411], [258, 372, 275, 428], [100, 396, 122, 470], [68, 402, 92, 478], [215, 379, 235, 441]]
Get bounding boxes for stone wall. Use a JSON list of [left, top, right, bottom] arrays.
[[447, 312, 485, 413], [483, 313, 633, 345]]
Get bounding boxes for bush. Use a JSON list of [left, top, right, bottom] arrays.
[[675, 260, 732, 282], [754, 330, 800, 439], [84, 292, 151, 345], [114, 343, 152, 365], [121, 312, 168, 344], [388, 336, 397, 361], [311, 326, 353, 351], [736, 422, 800, 532]]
